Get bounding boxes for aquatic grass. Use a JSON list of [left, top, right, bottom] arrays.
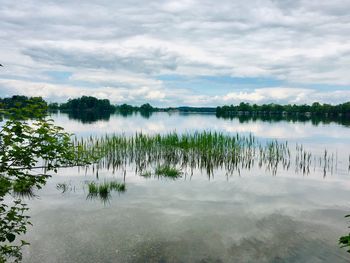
[[87, 180, 126, 203], [109, 181, 126, 192], [87, 182, 99, 195], [87, 181, 110, 203], [97, 183, 110, 200], [155, 165, 182, 178], [74, 131, 342, 177]]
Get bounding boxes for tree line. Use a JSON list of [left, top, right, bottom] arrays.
[[216, 102, 350, 117], [1, 95, 350, 118]]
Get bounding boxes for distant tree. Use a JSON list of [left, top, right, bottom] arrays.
[[140, 103, 154, 112], [215, 101, 350, 117], [116, 104, 136, 113], [59, 96, 115, 112]]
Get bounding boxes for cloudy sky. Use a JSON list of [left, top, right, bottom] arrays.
[[0, 0, 349, 106]]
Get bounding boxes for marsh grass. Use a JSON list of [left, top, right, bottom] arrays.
[[109, 181, 126, 192], [75, 131, 340, 177], [87, 182, 99, 194], [98, 183, 109, 194], [155, 165, 182, 178], [87, 180, 126, 202]]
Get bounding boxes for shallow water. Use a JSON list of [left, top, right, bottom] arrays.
[[21, 112, 350, 262]]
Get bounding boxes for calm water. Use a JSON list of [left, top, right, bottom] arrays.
[[22, 112, 350, 262]]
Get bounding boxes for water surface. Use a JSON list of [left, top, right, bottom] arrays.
[[22, 112, 350, 262]]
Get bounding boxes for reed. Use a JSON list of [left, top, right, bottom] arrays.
[[74, 131, 339, 177], [155, 165, 182, 178], [87, 182, 99, 194], [109, 181, 126, 192], [87, 180, 126, 196]]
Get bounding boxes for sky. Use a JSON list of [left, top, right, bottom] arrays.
[[0, 0, 349, 106]]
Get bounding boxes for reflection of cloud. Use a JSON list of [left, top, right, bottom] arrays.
[[144, 123, 167, 133], [221, 120, 350, 140], [223, 122, 306, 139], [52, 112, 350, 142]]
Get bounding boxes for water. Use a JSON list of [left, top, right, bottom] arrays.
[[22, 112, 350, 262]]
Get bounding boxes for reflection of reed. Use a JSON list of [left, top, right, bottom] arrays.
[[74, 132, 346, 178]]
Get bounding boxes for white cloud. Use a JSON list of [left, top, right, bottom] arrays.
[[222, 88, 312, 103], [70, 71, 162, 88], [1, 78, 348, 106], [0, 0, 349, 105], [220, 88, 350, 105]]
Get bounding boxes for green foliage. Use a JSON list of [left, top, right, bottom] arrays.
[[0, 116, 90, 262], [115, 103, 136, 113], [0, 119, 83, 174], [48, 102, 59, 110], [59, 96, 115, 113], [0, 96, 48, 119], [0, 199, 31, 262], [139, 103, 153, 112]]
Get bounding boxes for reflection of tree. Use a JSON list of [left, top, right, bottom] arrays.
[[115, 110, 134, 118], [65, 110, 111, 123], [139, 110, 152, 119], [216, 114, 350, 127]]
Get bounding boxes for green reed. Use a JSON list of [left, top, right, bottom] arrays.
[[86, 180, 126, 203], [155, 165, 182, 178], [87, 181, 126, 194], [109, 181, 126, 192], [74, 131, 340, 177]]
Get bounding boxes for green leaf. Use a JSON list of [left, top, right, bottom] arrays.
[[6, 233, 16, 242]]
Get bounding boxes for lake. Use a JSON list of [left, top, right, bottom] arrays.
[[22, 112, 350, 262]]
